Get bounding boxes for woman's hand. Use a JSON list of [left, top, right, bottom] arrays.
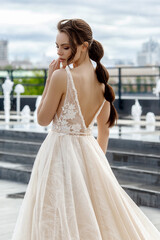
[[48, 58, 61, 81]]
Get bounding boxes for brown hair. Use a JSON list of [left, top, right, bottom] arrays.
[[57, 19, 118, 127]]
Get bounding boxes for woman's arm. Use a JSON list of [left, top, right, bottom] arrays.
[[37, 59, 66, 126], [37, 59, 60, 117], [97, 101, 110, 154]]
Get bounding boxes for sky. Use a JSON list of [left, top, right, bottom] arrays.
[[0, 0, 160, 64]]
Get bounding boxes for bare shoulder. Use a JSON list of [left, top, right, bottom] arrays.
[[49, 68, 67, 92], [51, 68, 67, 82]]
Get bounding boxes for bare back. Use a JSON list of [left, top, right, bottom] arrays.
[[56, 63, 105, 128]]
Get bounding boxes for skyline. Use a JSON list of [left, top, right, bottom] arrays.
[[0, 0, 160, 64]]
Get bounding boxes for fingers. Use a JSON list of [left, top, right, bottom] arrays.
[[49, 58, 66, 72], [49, 59, 60, 69], [50, 59, 55, 64], [48, 59, 60, 80], [56, 59, 60, 69]]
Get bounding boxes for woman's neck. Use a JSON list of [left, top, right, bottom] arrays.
[[73, 51, 91, 68]]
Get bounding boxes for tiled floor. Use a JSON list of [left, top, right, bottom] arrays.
[[0, 179, 160, 240]]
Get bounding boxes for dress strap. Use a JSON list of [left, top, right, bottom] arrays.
[[65, 66, 76, 93], [96, 99, 106, 117], [65, 65, 71, 78], [65, 66, 78, 95], [89, 99, 106, 127], [65, 65, 87, 130]]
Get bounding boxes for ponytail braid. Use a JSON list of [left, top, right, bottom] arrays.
[[89, 40, 118, 127]]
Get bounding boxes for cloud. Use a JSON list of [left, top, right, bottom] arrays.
[[0, 0, 160, 63]]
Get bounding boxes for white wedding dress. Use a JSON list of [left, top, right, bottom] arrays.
[[11, 66, 160, 240]]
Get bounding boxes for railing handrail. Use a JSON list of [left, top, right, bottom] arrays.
[[0, 65, 160, 71], [0, 65, 160, 110]]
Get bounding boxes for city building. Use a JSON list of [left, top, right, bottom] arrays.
[[0, 40, 8, 66], [11, 59, 33, 69], [137, 38, 160, 66], [103, 58, 134, 67]]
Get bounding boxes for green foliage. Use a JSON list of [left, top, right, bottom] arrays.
[[150, 76, 155, 82], [0, 79, 3, 95], [13, 70, 45, 95], [123, 86, 127, 93], [136, 76, 141, 83], [136, 76, 141, 92], [0, 65, 13, 70]]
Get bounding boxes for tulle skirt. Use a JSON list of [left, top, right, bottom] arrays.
[[11, 130, 160, 240]]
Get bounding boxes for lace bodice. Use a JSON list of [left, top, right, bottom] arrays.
[[52, 66, 105, 136]]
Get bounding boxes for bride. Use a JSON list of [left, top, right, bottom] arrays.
[[11, 19, 160, 240]]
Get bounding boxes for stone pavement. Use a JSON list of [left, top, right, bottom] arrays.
[[0, 179, 160, 240], [0, 180, 26, 240]]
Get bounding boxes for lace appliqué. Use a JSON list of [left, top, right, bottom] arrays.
[[52, 102, 82, 135], [63, 103, 77, 120]]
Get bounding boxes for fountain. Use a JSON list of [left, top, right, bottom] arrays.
[[34, 96, 43, 130], [146, 112, 156, 132], [21, 105, 31, 130], [153, 79, 160, 97], [14, 83, 25, 121], [131, 99, 142, 130], [2, 75, 14, 129]]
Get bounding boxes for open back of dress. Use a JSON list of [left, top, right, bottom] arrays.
[[52, 66, 105, 136]]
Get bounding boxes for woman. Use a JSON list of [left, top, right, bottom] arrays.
[[12, 19, 160, 240]]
